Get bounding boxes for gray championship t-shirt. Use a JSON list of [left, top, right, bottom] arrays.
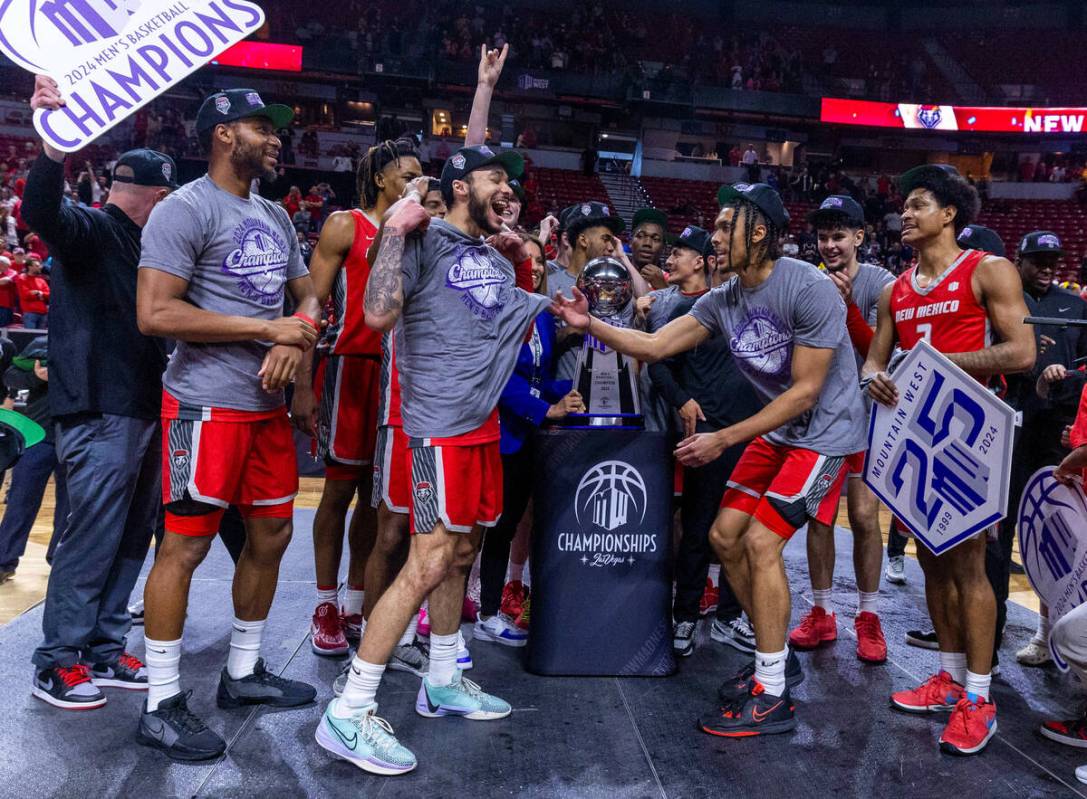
[[640, 286, 690, 433], [690, 257, 866, 456], [397, 218, 551, 440], [139, 175, 308, 412], [853, 262, 895, 325]]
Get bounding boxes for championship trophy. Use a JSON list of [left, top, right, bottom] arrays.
[[564, 257, 643, 429]]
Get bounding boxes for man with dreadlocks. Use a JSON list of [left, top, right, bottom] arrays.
[[552, 182, 867, 738], [291, 138, 426, 672]]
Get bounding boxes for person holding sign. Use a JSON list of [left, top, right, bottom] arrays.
[[863, 164, 1035, 756], [552, 182, 868, 738]]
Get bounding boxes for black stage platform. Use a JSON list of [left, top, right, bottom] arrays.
[[1, 510, 1084, 798]]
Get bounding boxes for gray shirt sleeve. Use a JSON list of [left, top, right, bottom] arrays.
[[689, 290, 722, 335], [400, 236, 424, 299], [793, 277, 845, 349], [139, 198, 201, 281]]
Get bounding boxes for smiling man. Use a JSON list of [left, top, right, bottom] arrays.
[[788, 195, 894, 664], [315, 145, 550, 775], [553, 182, 868, 738], [135, 89, 322, 760], [862, 164, 1034, 756], [630, 207, 670, 289]]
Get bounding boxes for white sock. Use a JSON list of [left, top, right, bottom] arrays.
[[334, 656, 385, 714], [509, 561, 525, 583], [342, 586, 364, 616], [226, 617, 266, 679], [755, 648, 788, 697], [316, 585, 338, 606], [964, 669, 991, 702], [428, 632, 459, 687], [939, 651, 967, 684], [812, 588, 833, 611], [398, 613, 418, 647], [708, 563, 721, 587], [1034, 614, 1052, 643], [857, 590, 879, 615], [144, 636, 182, 712]]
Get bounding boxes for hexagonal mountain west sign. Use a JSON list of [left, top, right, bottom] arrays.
[[863, 339, 1017, 555]]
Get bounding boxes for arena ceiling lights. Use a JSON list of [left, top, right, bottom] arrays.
[[821, 97, 1087, 135]]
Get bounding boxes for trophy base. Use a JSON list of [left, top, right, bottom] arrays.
[[557, 413, 644, 430]]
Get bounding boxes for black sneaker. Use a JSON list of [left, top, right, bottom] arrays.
[[905, 629, 940, 650], [718, 650, 804, 703], [216, 658, 317, 709], [90, 652, 148, 690], [699, 681, 796, 737], [673, 620, 696, 657], [32, 664, 107, 710], [137, 691, 226, 761]]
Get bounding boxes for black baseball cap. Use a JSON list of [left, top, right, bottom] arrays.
[[195, 88, 294, 137], [632, 207, 669, 232], [808, 194, 864, 228], [1019, 230, 1065, 257], [112, 148, 179, 189], [717, 182, 790, 229], [508, 177, 526, 202], [672, 225, 713, 258], [897, 163, 961, 196], [440, 145, 524, 205], [958, 224, 1006, 258], [559, 204, 581, 231], [565, 201, 625, 241]]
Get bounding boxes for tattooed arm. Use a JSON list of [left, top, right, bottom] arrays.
[[364, 199, 430, 332]]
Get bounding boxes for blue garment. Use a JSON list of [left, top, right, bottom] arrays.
[[498, 312, 572, 455]]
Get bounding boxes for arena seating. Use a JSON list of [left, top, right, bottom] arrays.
[[531, 167, 610, 219], [978, 200, 1085, 280], [640, 176, 813, 236], [945, 33, 1087, 104]]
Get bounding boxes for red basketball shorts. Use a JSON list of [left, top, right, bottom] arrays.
[[316, 354, 380, 480], [371, 425, 411, 514]]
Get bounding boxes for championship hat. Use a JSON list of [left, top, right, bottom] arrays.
[[195, 88, 295, 136], [565, 201, 625, 241], [631, 207, 669, 232], [440, 145, 524, 205], [958, 224, 1006, 258], [112, 148, 179, 190], [807, 194, 864, 228], [671, 225, 713, 259], [717, 182, 790, 229], [1018, 230, 1065, 258]]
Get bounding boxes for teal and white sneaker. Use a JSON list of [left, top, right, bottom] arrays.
[[314, 701, 416, 776], [415, 671, 511, 720]]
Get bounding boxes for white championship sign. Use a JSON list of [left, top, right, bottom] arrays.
[[1017, 467, 1087, 672], [864, 339, 1016, 555], [0, 0, 266, 153]]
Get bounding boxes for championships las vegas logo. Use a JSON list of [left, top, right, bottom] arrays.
[[557, 460, 657, 568], [0, 0, 266, 152]]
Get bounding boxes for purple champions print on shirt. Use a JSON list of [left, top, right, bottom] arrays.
[[729, 306, 793, 385], [446, 243, 508, 321], [222, 217, 290, 306]]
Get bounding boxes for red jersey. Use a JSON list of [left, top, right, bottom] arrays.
[[1070, 382, 1087, 483], [377, 330, 403, 427], [889, 248, 988, 356], [329, 210, 380, 356]]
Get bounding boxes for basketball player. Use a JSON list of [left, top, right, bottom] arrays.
[[863, 164, 1034, 756], [553, 182, 868, 737], [315, 145, 547, 775], [135, 89, 320, 760], [789, 196, 893, 663], [292, 138, 424, 669]]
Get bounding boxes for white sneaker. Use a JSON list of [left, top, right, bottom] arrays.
[[1017, 637, 1052, 666], [885, 556, 906, 585], [1076, 764, 1087, 785], [474, 614, 528, 647], [128, 598, 145, 625], [457, 630, 473, 670]]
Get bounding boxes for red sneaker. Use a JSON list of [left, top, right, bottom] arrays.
[[939, 697, 997, 755], [890, 671, 964, 714], [1041, 714, 1087, 748], [462, 595, 479, 623], [417, 606, 431, 638], [310, 601, 349, 656], [854, 611, 887, 663], [699, 578, 719, 617], [500, 580, 527, 621], [516, 596, 531, 630], [788, 606, 837, 649]]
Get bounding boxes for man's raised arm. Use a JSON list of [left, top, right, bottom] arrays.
[[466, 44, 509, 147], [364, 197, 430, 332], [549, 286, 709, 363]]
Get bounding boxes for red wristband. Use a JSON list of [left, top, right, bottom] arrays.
[[293, 312, 317, 330]]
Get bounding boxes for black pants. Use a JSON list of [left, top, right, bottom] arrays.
[[887, 517, 908, 559], [988, 413, 1067, 655], [672, 434, 746, 624], [480, 444, 534, 617]]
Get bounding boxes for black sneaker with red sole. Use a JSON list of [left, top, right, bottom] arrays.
[[717, 650, 804, 703], [699, 681, 796, 738]]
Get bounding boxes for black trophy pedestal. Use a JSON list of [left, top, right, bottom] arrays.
[[526, 429, 675, 676]]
